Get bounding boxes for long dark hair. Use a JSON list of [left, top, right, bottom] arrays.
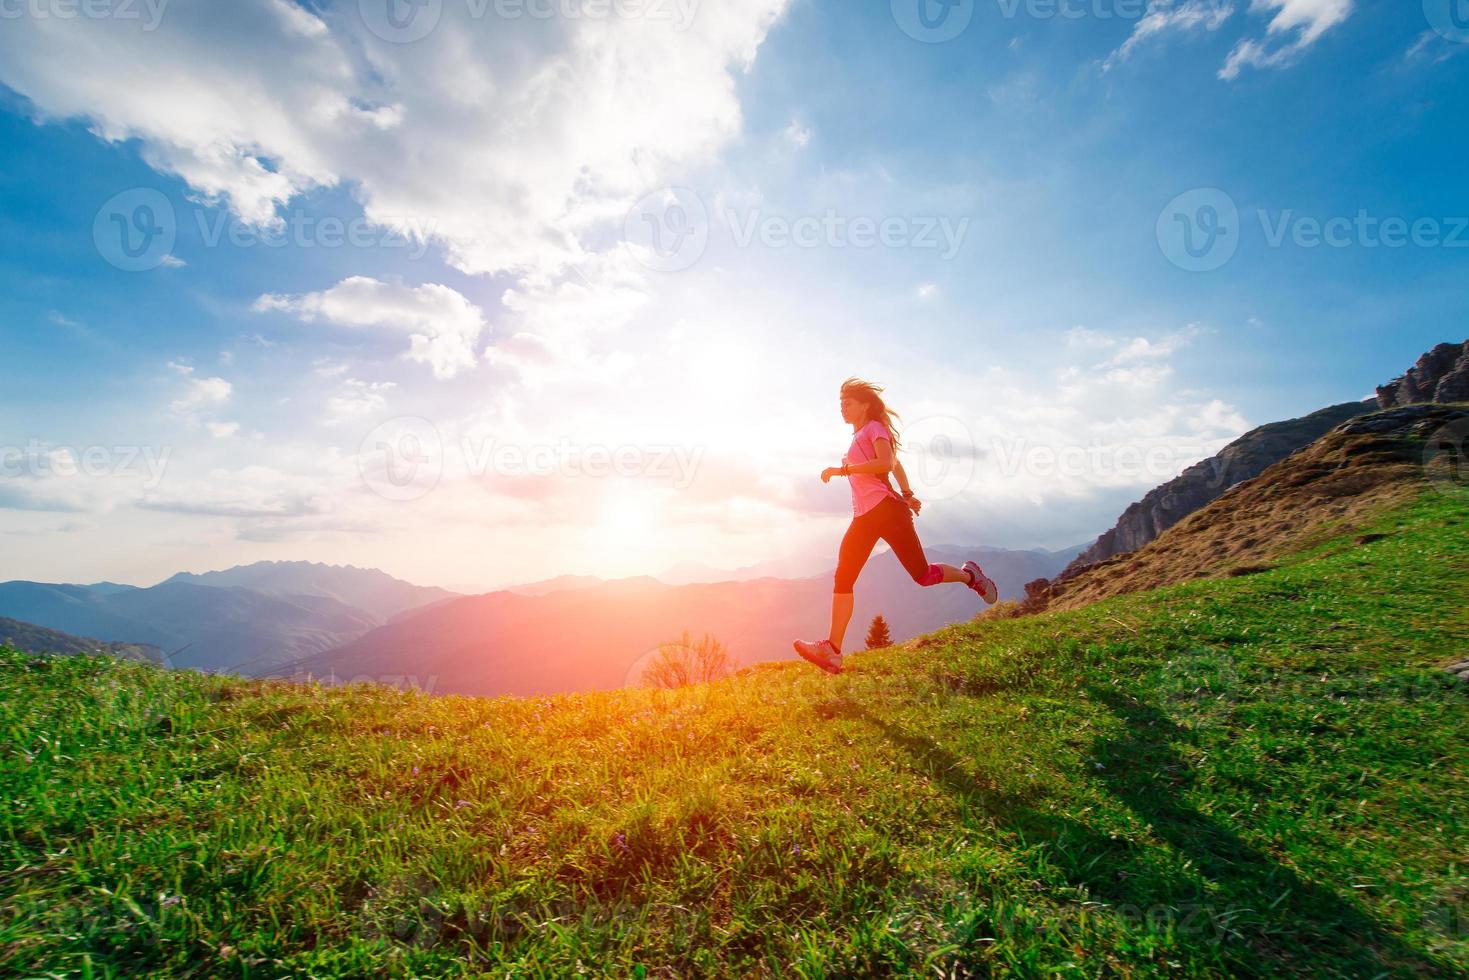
[[840, 377, 902, 453]]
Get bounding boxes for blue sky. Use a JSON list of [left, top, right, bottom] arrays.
[[0, 0, 1465, 590]]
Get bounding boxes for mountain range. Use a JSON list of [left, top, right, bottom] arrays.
[[0, 545, 1080, 691], [0, 562, 453, 673], [267, 542, 1084, 697], [0, 615, 163, 663]]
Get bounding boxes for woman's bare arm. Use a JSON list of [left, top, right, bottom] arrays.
[[892, 456, 912, 494], [833, 436, 894, 477]]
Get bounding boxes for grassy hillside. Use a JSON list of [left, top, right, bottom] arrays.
[[2, 490, 1466, 977], [0, 615, 162, 663]]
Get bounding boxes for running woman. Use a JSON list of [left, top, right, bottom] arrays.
[[794, 378, 998, 675]]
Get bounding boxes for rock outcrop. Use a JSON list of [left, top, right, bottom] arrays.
[[1377, 340, 1469, 408], [1046, 403, 1468, 613], [1057, 400, 1373, 580]]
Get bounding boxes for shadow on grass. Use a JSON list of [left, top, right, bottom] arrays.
[[838, 686, 1439, 977]]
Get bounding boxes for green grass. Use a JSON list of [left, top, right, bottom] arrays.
[[2, 492, 1467, 978]]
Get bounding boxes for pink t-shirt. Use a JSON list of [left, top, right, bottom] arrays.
[[844, 420, 903, 517]]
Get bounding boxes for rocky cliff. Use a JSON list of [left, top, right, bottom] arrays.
[[1057, 399, 1373, 580], [1376, 340, 1469, 408], [1043, 403, 1466, 613]]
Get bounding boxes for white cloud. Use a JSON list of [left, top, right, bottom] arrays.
[[312, 358, 351, 379], [499, 247, 650, 338], [1066, 324, 1200, 367], [137, 465, 331, 518], [170, 374, 232, 415], [324, 378, 395, 427], [916, 282, 938, 300], [0, 0, 793, 278], [206, 421, 242, 439], [783, 119, 812, 148], [1103, 0, 1352, 79], [1220, 0, 1354, 79], [255, 277, 486, 379], [1104, 1, 1235, 71]]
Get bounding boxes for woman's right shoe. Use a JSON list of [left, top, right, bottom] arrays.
[[793, 638, 842, 674], [962, 560, 999, 604]]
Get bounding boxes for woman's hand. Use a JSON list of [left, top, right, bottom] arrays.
[[904, 493, 922, 515], [821, 467, 840, 483]]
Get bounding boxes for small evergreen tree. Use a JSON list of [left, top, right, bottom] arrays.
[[865, 615, 892, 650]]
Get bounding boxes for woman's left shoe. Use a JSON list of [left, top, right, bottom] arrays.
[[962, 560, 999, 604], [793, 638, 843, 674]]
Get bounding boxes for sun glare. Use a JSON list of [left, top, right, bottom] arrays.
[[594, 482, 663, 548]]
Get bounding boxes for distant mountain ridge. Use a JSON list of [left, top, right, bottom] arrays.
[[0, 561, 455, 674], [0, 615, 162, 662], [0, 580, 378, 673], [272, 543, 1084, 697], [164, 561, 456, 618]]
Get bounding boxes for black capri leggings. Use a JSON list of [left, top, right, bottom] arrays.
[[834, 495, 943, 594]]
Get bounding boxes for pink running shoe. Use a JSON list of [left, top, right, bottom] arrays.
[[793, 638, 842, 674], [962, 560, 999, 604]]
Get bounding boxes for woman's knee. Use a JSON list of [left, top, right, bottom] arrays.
[[915, 563, 944, 587]]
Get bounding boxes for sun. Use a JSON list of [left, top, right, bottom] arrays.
[[594, 482, 663, 547]]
